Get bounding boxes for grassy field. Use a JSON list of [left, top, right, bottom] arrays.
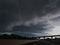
[[0, 39, 38, 45]]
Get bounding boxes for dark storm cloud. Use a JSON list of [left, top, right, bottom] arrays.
[[0, 0, 60, 36], [13, 31, 37, 37], [12, 31, 47, 37], [13, 22, 48, 33], [51, 16, 60, 21], [11, 22, 53, 37]]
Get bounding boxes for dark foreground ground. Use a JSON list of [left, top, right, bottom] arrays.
[[0, 39, 60, 45], [22, 38, 60, 45], [0, 39, 38, 45]]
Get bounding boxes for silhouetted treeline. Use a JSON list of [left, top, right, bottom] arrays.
[[0, 34, 36, 39]]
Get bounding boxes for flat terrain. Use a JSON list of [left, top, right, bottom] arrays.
[[0, 39, 60, 45], [0, 39, 38, 45], [22, 40, 57, 45]]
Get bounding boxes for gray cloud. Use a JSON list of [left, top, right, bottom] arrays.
[[11, 22, 53, 36], [0, 0, 60, 36], [13, 22, 48, 33], [51, 16, 60, 21]]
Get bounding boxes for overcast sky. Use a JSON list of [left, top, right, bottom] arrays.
[[0, 0, 60, 37]]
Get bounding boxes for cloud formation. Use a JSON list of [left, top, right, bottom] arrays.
[[0, 0, 60, 36]]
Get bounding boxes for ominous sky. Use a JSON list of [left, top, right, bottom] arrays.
[[0, 0, 60, 37]]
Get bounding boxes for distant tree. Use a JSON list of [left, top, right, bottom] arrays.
[[1, 34, 9, 39], [0, 34, 36, 39]]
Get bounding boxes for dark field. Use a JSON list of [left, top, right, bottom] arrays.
[[0, 39, 38, 45], [0, 39, 60, 45], [22, 39, 60, 45]]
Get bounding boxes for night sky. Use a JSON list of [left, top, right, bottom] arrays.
[[0, 0, 60, 37]]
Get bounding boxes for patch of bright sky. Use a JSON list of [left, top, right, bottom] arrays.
[[45, 14, 60, 35]]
